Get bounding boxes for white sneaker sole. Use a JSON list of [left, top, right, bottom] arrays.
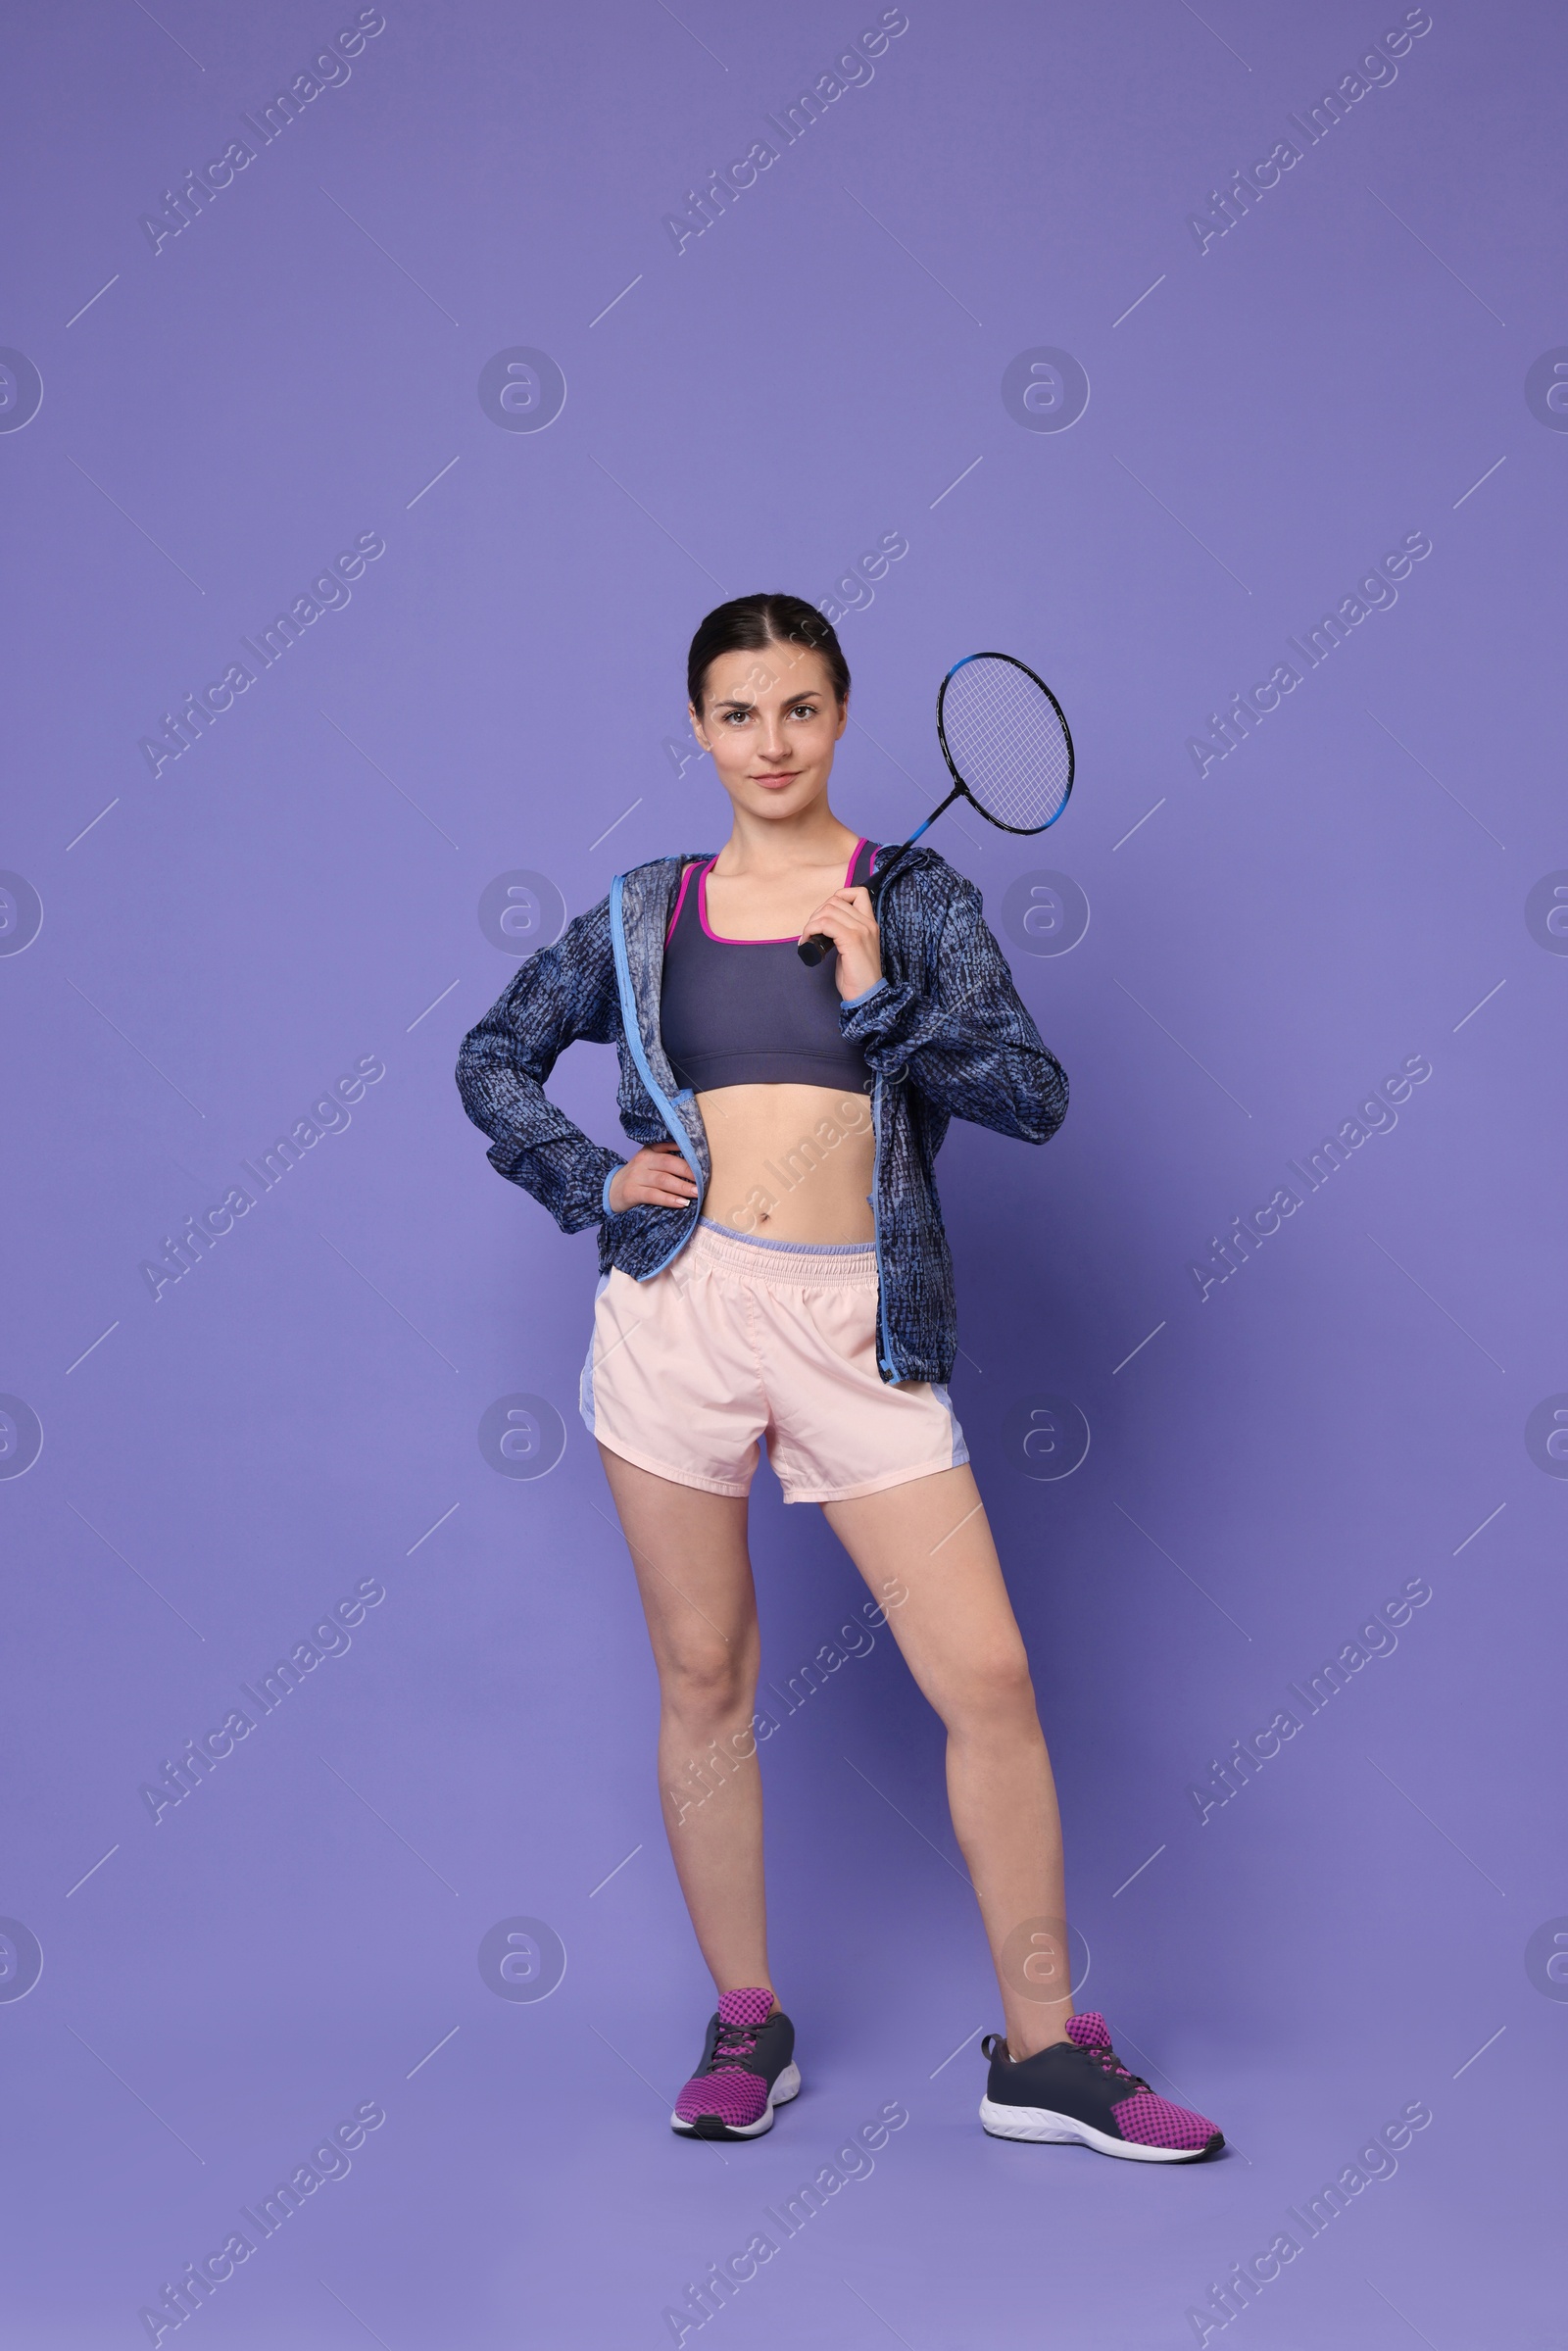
[[671, 2062, 802, 2139], [979, 2095, 1216, 2163]]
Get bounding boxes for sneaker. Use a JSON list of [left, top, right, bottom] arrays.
[[979, 2012, 1223, 2162], [670, 1987, 800, 2140]]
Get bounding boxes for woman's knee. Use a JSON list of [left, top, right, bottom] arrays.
[[658, 1637, 756, 1725], [936, 1641, 1038, 1734]]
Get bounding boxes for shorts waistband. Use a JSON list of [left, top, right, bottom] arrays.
[[692, 1217, 877, 1286]]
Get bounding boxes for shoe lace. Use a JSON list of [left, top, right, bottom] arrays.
[[710, 2019, 760, 2067], [1083, 2039, 1147, 2091]]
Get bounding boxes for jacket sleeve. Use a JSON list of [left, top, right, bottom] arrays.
[[838, 877, 1068, 1144], [454, 897, 629, 1233]]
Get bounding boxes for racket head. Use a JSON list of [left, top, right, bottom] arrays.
[[935, 652, 1074, 835]]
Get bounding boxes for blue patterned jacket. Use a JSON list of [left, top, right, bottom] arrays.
[[454, 846, 1067, 1383]]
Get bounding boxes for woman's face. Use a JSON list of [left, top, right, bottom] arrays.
[[690, 642, 847, 822]]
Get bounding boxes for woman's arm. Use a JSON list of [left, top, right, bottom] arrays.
[[838, 875, 1068, 1144], [455, 899, 630, 1232]]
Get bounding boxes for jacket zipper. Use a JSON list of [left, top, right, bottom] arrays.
[[868, 1070, 904, 1383], [867, 853, 906, 1383]]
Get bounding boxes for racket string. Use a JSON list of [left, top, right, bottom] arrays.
[[940, 657, 1070, 830], [951, 697, 1068, 824]]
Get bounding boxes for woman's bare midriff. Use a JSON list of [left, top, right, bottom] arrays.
[[698, 1082, 876, 1243]]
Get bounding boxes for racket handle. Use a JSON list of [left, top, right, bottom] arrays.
[[797, 932, 833, 967]]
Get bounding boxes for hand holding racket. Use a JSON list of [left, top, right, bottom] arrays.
[[799, 652, 1074, 965]]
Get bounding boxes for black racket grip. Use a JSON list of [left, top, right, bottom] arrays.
[[797, 932, 833, 966]]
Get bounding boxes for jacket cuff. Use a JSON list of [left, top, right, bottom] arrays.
[[839, 977, 916, 1041], [601, 1161, 627, 1217]]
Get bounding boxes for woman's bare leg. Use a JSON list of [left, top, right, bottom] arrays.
[[597, 1444, 773, 1996], [822, 1463, 1072, 2060]]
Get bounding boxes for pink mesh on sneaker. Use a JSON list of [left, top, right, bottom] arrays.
[[718, 1987, 774, 2028], [674, 2067, 768, 2128], [1066, 2012, 1219, 2151], [673, 1987, 775, 2129], [1110, 2086, 1219, 2151]]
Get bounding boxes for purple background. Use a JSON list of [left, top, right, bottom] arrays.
[[3, 1, 1563, 2342]]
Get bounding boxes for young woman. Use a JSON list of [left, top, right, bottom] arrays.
[[456, 595, 1223, 2163]]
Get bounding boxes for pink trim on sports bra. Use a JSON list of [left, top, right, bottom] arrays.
[[664, 859, 699, 948], [697, 838, 867, 945]]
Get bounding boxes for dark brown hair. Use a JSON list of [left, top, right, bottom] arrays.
[[687, 594, 851, 715]]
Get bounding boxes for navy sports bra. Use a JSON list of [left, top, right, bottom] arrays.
[[661, 838, 880, 1094]]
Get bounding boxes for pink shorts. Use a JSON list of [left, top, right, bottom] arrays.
[[579, 1219, 968, 1504]]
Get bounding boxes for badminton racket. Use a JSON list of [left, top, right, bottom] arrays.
[[799, 652, 1074, 964]]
